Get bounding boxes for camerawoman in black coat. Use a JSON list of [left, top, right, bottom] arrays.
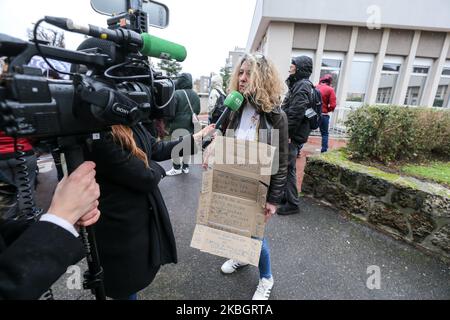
[[85, 122, 214, 299]]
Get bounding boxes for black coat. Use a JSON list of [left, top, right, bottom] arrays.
[[283, 55, 314, 146], [282, 79, 313, 145], [85, 124, 195, 299], [0, 220, 84, 299]]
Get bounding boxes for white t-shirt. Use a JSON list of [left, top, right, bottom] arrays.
[[235, 103, 260, 141]]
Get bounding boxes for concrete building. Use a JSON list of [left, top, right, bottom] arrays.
[[198, 76, 210, 94], [225, 47, 246, 72], [246, 0, 450, 108]]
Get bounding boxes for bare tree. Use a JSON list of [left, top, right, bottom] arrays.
[[27, 24, 66, 48]]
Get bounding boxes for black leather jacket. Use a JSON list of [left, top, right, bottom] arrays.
[[225, 104, 289, 205], [283, 55, 314, 145]]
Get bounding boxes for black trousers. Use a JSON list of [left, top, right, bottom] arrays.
[[284, 143, 301, 207], [172, 159, 189, 170]]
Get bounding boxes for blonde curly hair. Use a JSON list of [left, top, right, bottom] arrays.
[[228, 53, 287, 113]]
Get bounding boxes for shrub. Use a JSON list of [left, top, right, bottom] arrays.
[[345, 105, 450, 163]]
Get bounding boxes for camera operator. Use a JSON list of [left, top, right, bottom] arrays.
[[84, 123, 215, 300], [0, 161, 100, 300]]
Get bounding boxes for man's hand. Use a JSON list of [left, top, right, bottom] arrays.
[[264, 202, 277, 223], [48, 161, 100, 226], [76, 206, 101, 227]]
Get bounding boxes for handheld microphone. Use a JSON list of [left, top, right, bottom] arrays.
[[214, 91, 244, 131], [44, 16, 187, 62], [202, 91, 244, 150]]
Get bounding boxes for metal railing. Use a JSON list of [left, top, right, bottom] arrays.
[[311, 105, 357, 138]]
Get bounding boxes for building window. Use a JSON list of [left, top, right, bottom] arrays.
[[376, 57, 402, 104], [377, 87, 393, 104], [320, 53, 344, 90], [346, 54, 374, 103], [433, 63, 450, 108], [404, 58, 433, 106]]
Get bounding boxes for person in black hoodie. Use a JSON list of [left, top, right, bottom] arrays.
[[278, 56, 314, 216], [85, 122, 214, 300]]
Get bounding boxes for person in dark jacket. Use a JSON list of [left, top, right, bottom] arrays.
[[278, 56, 314, 216], [85, 122, 214, 299], [316, 74, 337, 153], [166, 73, 201, 176], [204, 53, 288, 300], [0, 161, 101, 300]]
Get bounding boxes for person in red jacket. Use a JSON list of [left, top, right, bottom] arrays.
[[316, 74, 337, 153]]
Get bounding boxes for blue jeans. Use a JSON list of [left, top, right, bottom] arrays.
[[319, 115, 330, 153], [258, 238, 272, 279]]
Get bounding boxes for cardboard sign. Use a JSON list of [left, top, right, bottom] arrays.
[[191, 225, 262, 266], [191, 137, 275, 266]]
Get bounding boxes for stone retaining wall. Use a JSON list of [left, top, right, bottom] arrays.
[[302, 152, 450, 263]]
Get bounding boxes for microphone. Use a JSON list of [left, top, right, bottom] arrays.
[[44, 16, 187, 62], [214, 91, 244, 131], [202, 91, 244, 150], [140, 34, 187, 62]]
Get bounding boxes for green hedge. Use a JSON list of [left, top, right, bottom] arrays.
[[345, 105, 450, 163]]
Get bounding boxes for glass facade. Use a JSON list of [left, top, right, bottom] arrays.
[[320, 58, 342, 90], [433, 66, 450, 108], [404, 66, 430, 106], [376, 62, 401, 104], [347, 55, 374, 103]]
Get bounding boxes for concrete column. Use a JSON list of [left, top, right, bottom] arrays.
[[264, 22, 295, 80], [366, 28, 390, 105], [336, 27, 359, 107], [312, 24, 327, 84], [392, 30, 421, 105], [420, 33, 450, 107]]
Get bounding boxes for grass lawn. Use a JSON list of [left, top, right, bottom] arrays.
[[401, 162, 450, 187]]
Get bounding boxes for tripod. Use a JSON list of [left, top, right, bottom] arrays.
[[58, 136, 106, 300]]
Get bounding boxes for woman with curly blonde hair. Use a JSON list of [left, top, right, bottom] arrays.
[[217, 53, 289, 300]]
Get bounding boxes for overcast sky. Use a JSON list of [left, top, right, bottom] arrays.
[[0, 0, 257, 79]]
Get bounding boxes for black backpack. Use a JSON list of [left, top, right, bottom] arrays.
[[301, 79, 322, 130], [209, 89, 226, 123]]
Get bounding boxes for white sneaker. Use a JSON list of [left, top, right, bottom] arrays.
[[166, 168, 182, 176], [220, 259, 248, 274], [182, 167, 189, 174], [252, 277, 274, 300]]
